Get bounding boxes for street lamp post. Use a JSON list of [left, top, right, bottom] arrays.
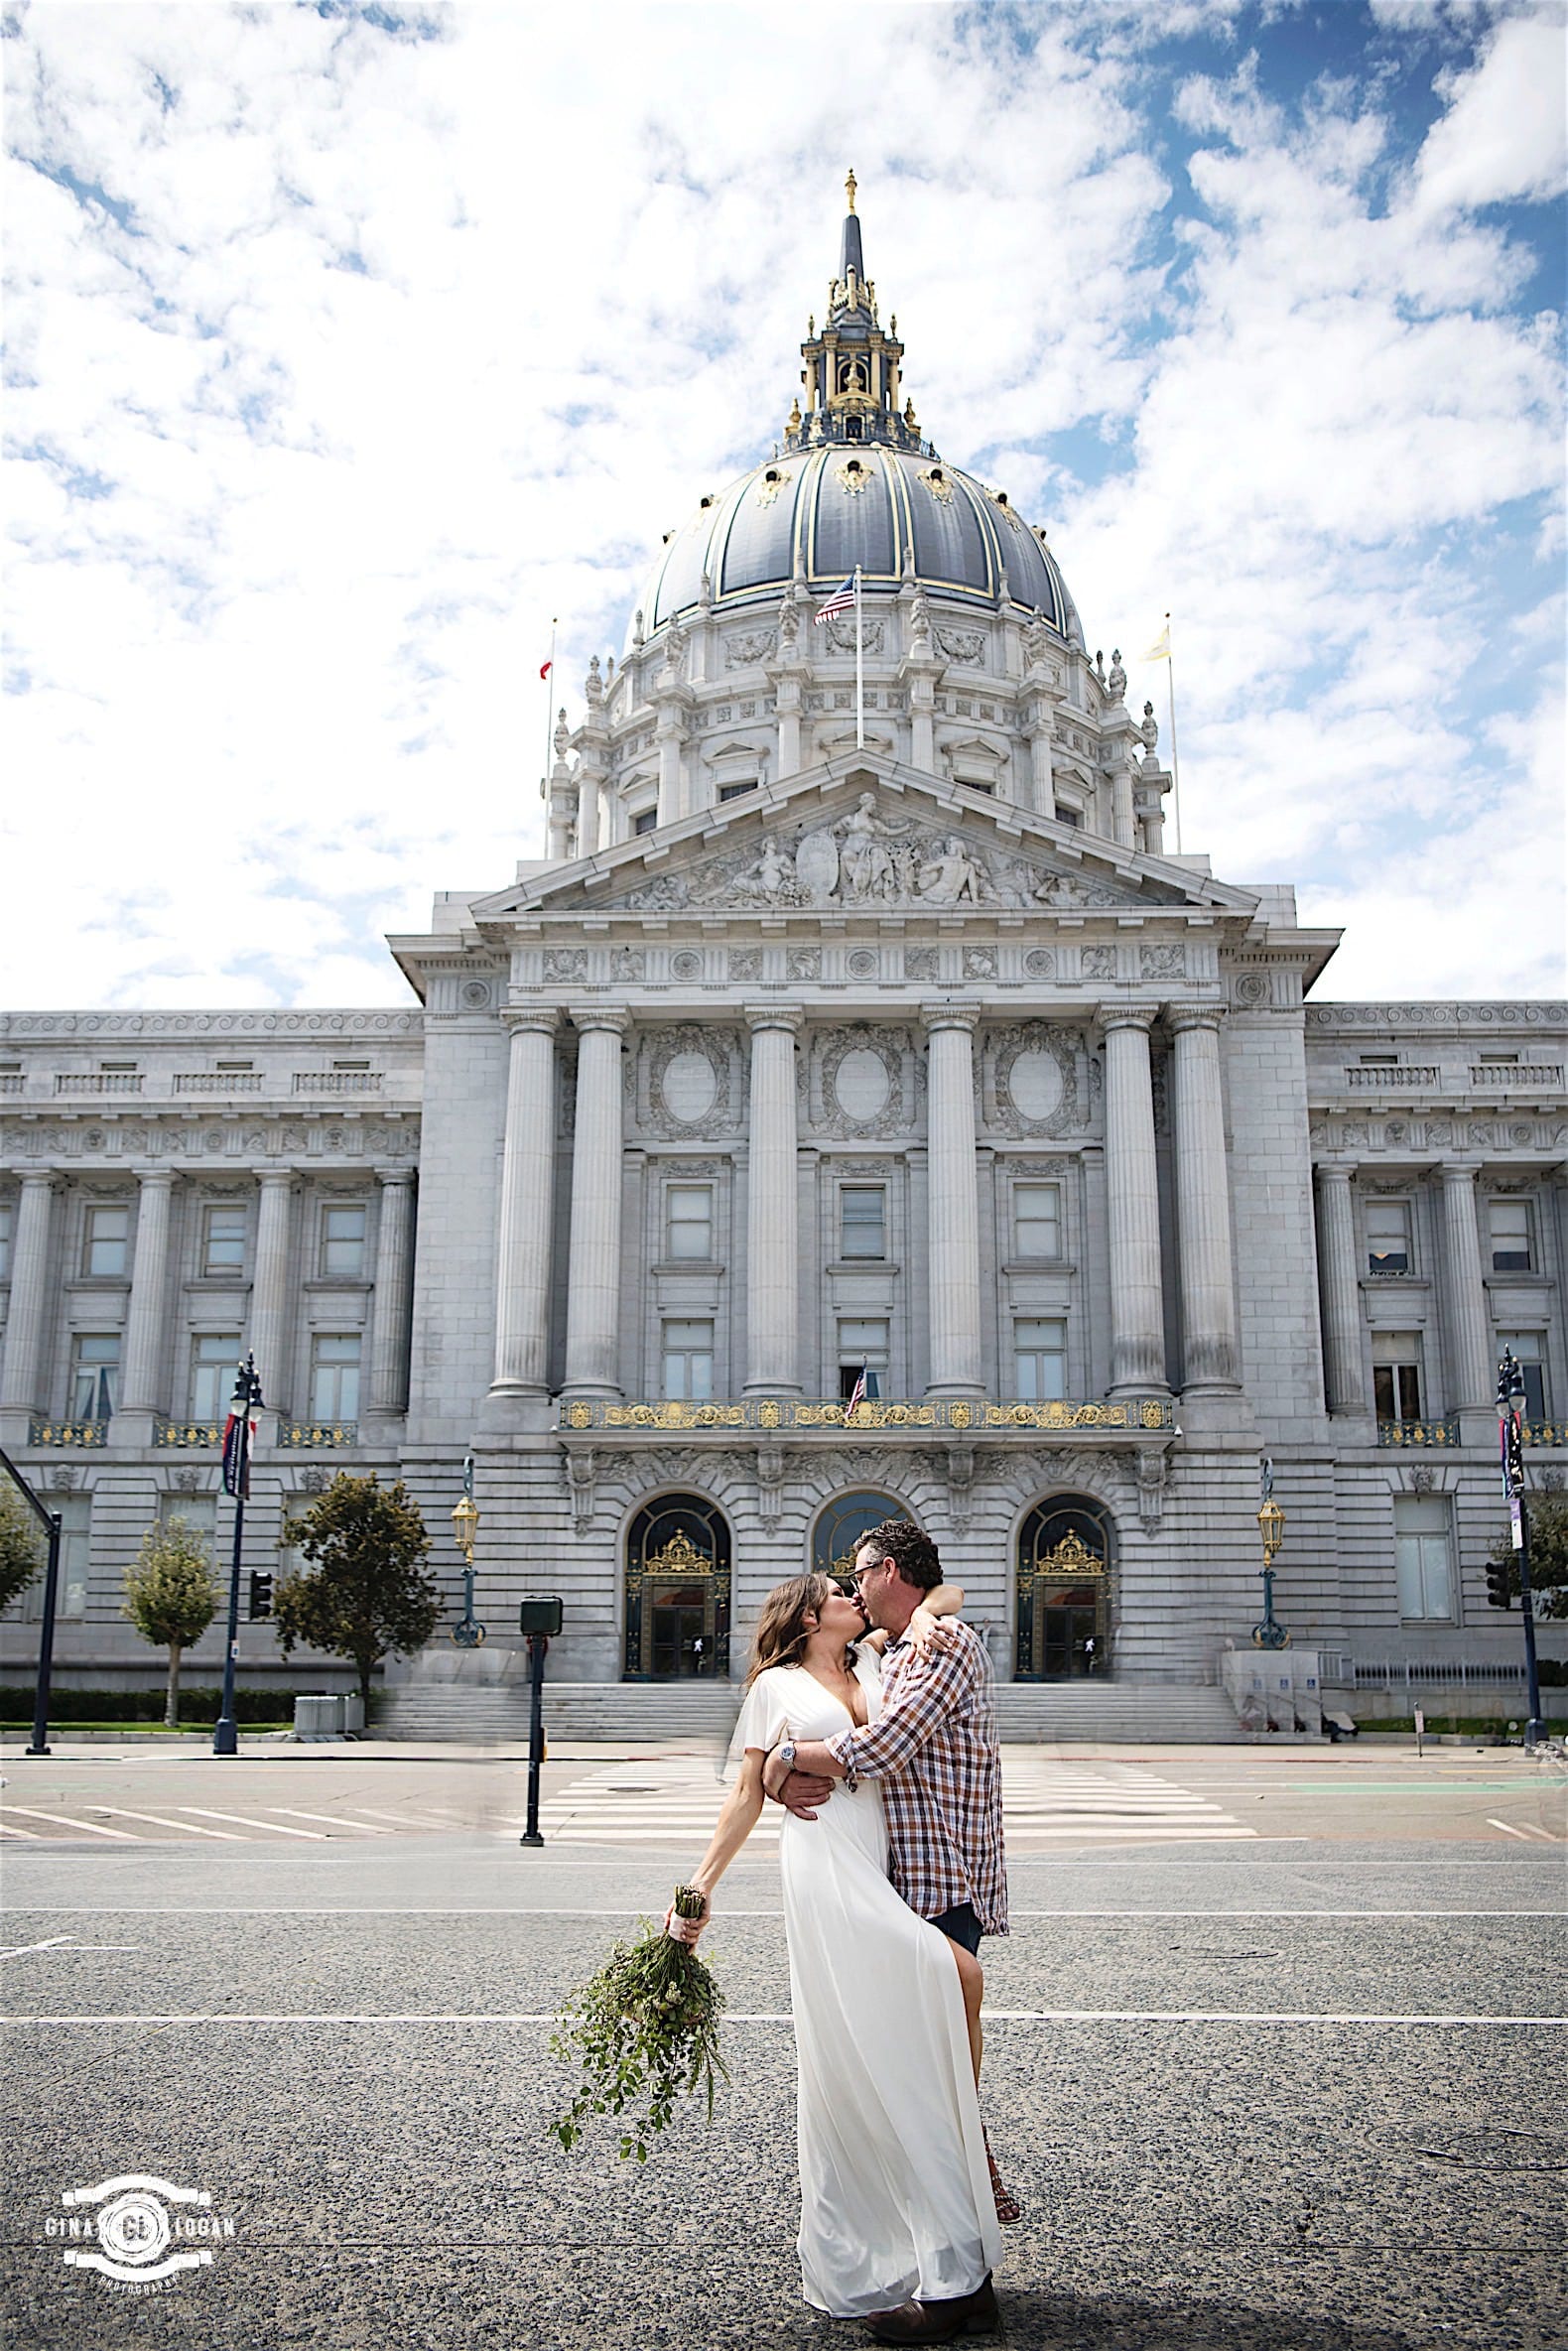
[[1498, 1349, 1546, 1750], [451, 1454, 485, 1649], [213, 1353, 264, 1759], [1252, 1457, 1290, 1651], [517, 1595, 564, 1849]]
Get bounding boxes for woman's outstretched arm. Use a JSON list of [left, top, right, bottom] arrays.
[[862, 1580, 965, 1654], [665, 1748, 765, 1944]]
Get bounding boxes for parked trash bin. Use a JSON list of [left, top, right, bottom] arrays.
[[294, 1695, 342, 1740]]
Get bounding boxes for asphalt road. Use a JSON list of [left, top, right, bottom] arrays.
[[2, 1741, 1564, 2351]]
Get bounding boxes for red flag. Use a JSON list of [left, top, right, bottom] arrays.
[[539, 659, 552, 680]]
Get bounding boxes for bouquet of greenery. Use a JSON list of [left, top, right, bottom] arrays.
[[547, 1886, 729, 2162]]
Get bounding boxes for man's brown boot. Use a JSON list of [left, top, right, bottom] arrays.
[[864, 2272, 999, 2343]]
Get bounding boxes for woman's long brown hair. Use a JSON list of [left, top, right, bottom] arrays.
[[745, 1571, 857, 1687]]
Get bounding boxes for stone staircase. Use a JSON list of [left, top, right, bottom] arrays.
[[375, 1679, 1243, 1744]]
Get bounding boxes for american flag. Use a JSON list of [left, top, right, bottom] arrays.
[[814, 574, 856, 624], [845, 1365, 868, 1420]]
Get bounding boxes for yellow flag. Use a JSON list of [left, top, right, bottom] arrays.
[[1142, 623, 1171, 662]]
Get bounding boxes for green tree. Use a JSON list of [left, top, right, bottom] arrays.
[[0, 1482, 46, 1617], [275, 1474, 441, 1708], [1488, 1492, 1568, 1620], [122, 1516, 221, 1726]]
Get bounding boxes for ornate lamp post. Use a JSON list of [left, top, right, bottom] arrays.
[[451, 1454, 485, 1649], [1252, 1457, 1290, 1651], [213, 1353, 264, 1757]]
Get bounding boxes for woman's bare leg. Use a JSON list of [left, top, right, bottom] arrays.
[[951, 1939, 983, 2086]]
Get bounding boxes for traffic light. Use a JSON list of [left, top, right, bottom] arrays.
[[1485, 1556, 1513, 1611], [248, 1572, 274, 1622]]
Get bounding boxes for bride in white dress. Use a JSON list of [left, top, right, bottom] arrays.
[[669, 1572, 1001, 2320]]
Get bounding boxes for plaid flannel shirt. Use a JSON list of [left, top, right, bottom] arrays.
[[826, 1619, 1008, 1936]]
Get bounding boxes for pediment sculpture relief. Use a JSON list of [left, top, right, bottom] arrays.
[[603, 793, 1165, 915]]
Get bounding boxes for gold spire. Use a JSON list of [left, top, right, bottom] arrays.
[[845, 167, 857, 214]]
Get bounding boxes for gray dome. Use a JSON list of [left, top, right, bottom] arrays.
[[634, 444, 1083, 647]]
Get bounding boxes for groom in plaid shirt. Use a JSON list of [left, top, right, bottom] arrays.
[[762, 1516, 1007, 1951]]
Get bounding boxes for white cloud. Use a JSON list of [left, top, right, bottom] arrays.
[[1, 1, 1562, 1009], [1410, 8, 1568, 215]]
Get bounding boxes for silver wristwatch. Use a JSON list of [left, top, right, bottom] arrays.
[[777, 1739, 798, 1770]]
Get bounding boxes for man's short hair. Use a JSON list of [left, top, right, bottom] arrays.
[[859, 1517, 942, 1593]]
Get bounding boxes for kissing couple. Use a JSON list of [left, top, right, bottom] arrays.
[[667, 1517, 1015, 2344]]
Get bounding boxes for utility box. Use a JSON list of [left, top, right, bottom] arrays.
[[294, 1694, 342, 1740]]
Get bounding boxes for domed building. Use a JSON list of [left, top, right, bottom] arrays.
[[2, 182, 1564, 1741]]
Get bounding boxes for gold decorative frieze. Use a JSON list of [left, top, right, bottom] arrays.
[[559, 1395, 1175, 1434]]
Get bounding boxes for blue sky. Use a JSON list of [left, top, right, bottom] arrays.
[[3, 0, 1564, 1006]]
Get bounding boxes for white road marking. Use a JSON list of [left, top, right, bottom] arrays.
[[96, 1808, 249, 1840], [1514, 1822, 1562, 1842], [0, 1934, 76, 1957], [3, 1808, 140, 1840], [176, 1808, 326, 1839], [0, 1822, 43, 1839], [270, 1809, 397, 1834], [334, 1805, 457, 1829], [1488, 1818, 1534, 1840], [5, 2008, 1562, 2028]]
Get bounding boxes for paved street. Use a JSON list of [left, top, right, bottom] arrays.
[[2, 1740, 1564, 2350]]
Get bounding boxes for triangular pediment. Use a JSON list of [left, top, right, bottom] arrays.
[[470, 753, 1257, 928]]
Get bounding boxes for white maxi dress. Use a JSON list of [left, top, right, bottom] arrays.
[[732, 1655, 1001, 2317]]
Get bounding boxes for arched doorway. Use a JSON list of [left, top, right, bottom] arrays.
[[1016, 1495, 1115, 1681], [623, 1495, 731, 1681], [811, 1489, 908, 1585]]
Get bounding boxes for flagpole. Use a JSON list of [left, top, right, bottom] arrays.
[[541, 616, 557, 798], [1163, 611, 1183, 854], [854, 566, 864, 750]]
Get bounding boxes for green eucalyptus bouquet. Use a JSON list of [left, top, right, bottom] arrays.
[[547, 1886, 729, 2162]]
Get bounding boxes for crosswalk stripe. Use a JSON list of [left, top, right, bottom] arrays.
[[177, 1808, 326, 1840], [4, 1807, 140, 1840], [97, 1808, 245, 1841], [271, 1809, 397, 1835]]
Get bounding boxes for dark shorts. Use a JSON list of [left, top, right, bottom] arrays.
[[928, 1900, 982, 1957]]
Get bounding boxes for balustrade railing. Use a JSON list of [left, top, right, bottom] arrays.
[[277, 1420, 359, 1448], [172, 1073, 264, 1094], [559, 1394, 1176, 1434], [292, 1072, 382, 1094], [53, 1073, 143, 1095], [27, 1417, 109, 1447], [153, 1417, 222, 1448], [1468, 1065, 1563, 1090], [1343, 1065, 1441, 1089], [1374, 1416, 1461, 1447]]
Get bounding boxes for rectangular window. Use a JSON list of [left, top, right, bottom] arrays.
[[310, 1334, 361, 1422], [1498, 1332, 1548, 1422], [1013, 1180, 1062, 1259], [1393, 1495, 1455, 1623], [1365, 1200, 1412, 1277], [201, 1205, 248, 1276], [718, 778, 757, 802], [837, 1318, 888, 1398], [632, 809, 657, 836], [190, 1334, 241, 1423], [665, 1184, 714, 1262], [1053, 804, 1081, 829], [1014, 1317, 1068, 1401], [0, 1198, 12, 1282], [69, 1333, 120, 1422], [662, 1319, 714, 1401], [839, 1186, 887, 1261], [1488, 1199, 1534, 1273], [83, 1204, 130, 1277], [320, 1203, 367, 1278], [1372, 1330, 1423, 1423]]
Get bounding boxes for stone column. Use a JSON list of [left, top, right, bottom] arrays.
[[119, 1170, 176, 1415], [1111, 759, 1137, 849], [563, 1008, 630, 1395], [1169, 1008, 1240, 1391], [922, 1002, 983, 1396], [1101, 1007, 1168, 1393], [488, 1010, 561, 1409], [0, 1173, 56, 1418], [1440, 1165, 1493, 1412], [744, 1007, 803, 1394], [247, 1172, 295, 1414], [1025, 717, 1055, 817], [1314, 1166, 1365, 1415], [367, 1170, 417, 1416]]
